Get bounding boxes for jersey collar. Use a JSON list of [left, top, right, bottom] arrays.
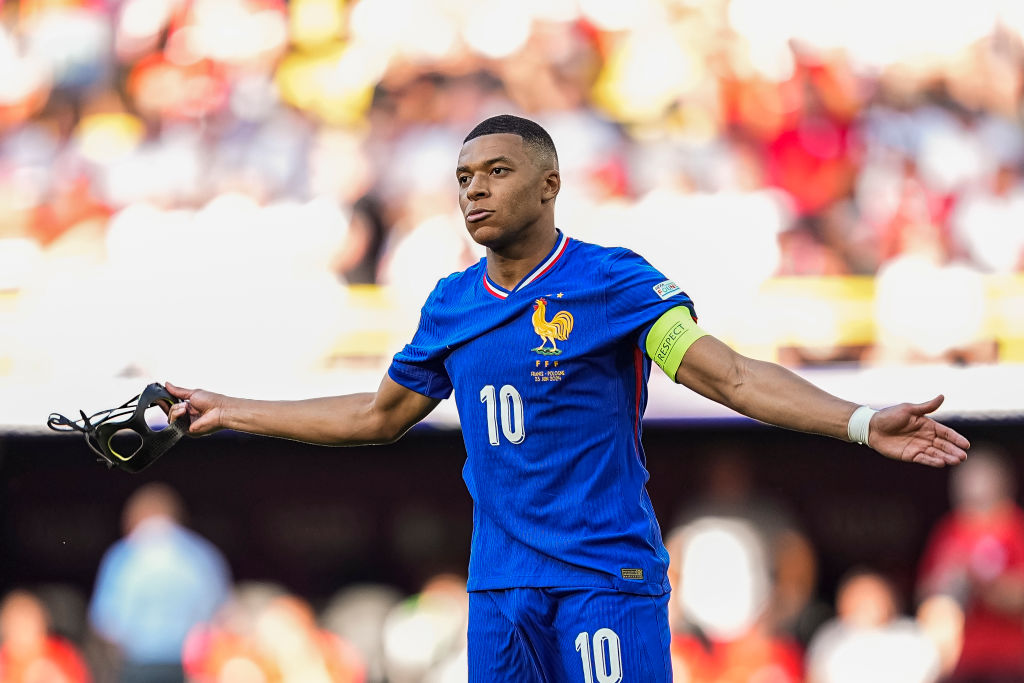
[[482, 230, 570, 300]]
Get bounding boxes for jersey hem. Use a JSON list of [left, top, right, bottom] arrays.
[[467, 574, 671, 596]]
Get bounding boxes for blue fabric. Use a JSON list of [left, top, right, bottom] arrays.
[[390, 233, 696, 595], [467, 587, 672, 682], [89, 519, 231, 664]]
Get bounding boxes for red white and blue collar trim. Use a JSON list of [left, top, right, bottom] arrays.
[[482, 275, 509, 299], [483, 231, 570, 300]]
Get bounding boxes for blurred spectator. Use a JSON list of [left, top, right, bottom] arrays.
[[760, 56, 862, 219], [673, 444, 828, 646], [874, 157, 955, 266], [776, 216, 852, 277], [88, 483, 231, 683], [917, 593, 967, 679], [0, 589, 91, 683], [182, 580, 285, 682], [381, 574, 468, 683], [253, 595, 365, 683], [952, 162, 1024, 274], [331, 195, 389, 285], [806, 569, 940, 683], [870, 178, 993, 364], [28, 584, 89, 649], [917, 445, 1024, 682], [184, 585, 366, 683], [668, 517, 803, 683], [321, 583, 404, 683]]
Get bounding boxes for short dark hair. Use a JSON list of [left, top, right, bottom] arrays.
[[464, 114, 558, 168]]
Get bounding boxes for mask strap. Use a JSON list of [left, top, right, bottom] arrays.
[[48, 395, 140, 434], [48, 395, 141, 467]]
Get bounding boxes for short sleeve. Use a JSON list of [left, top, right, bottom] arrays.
[[388, 285, 454, 400], [603, 248, 697, 348]]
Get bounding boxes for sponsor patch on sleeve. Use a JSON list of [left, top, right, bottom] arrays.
[[653, 280, 681, 300]]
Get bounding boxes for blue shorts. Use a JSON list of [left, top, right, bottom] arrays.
[[467, 587, 672, 682]]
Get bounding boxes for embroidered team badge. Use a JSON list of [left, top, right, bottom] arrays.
[[531, 298, 574, 355]]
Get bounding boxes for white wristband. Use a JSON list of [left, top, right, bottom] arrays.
[[847, 405, 877, 446]]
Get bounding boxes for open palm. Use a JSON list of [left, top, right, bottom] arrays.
[[870, 395, 970, 467]]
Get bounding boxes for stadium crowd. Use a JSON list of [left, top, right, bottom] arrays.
[[3, 0, 1024, 382], [3, 445, 1024, 683]]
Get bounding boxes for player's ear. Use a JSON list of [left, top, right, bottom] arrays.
[[541, 169, 560, 203]]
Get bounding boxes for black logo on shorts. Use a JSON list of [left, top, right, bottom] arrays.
[[620, 568, 644, 580]]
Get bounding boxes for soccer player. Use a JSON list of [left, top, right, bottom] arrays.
[[167, 115, 970, 682]]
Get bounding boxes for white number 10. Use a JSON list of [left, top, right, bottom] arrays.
[[479, 384, 525, 445], [576, 628, 623, 683]]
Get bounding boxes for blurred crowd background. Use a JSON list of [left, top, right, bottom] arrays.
[[5, 0, 1024, 681], [5, 438, 1024, 683], [3, 0, 1024, 398]]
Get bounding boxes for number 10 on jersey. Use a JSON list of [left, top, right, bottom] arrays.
[[479, 384, 525, 445]]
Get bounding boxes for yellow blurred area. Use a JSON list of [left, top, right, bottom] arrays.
[[591, 29, 700, 124], [753, 276, 1024, 362], [74, 113, 146, 164], [986, 275, 1024, 360], [0, 291, 15, 376], [275, 43, 375, 126], [289, 0, 346, 50], [318, 275, 1024, 365], [757, 276, 876, 348], [328, 284, 401, 361]]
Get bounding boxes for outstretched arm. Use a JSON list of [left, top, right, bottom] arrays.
[[674, 335, 969, 467], [165, 375, 441, 446]]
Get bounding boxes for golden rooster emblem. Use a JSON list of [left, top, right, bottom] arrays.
[[531, 298, 574, 355]]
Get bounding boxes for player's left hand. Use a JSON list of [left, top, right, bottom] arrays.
[[164, 382, 227, 436], [869, 395, 970, 467]]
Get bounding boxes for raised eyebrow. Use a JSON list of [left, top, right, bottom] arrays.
[[456, 156, 516, 175]]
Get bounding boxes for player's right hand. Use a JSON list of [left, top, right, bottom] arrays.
[[165, 382, 226, 436]]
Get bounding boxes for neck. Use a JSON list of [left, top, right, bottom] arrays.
[[486, 225, 559, 290]]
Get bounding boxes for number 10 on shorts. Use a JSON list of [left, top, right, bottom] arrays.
[[575, 628, 623, 683]]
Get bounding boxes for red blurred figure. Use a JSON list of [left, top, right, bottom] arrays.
[[918, 445, 1024, 681], [0, 590, 91, 683], [878, 158, 956, 264], [724, 51, 863, 219], [672, 633, 803, 683]]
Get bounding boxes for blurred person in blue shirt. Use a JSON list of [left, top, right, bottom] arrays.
[[88, 483, 230, 683]]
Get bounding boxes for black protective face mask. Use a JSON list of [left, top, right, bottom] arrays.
[[47, 383, 191, 473]]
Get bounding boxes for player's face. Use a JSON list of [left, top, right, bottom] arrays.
[[456, 134, 557, 250]]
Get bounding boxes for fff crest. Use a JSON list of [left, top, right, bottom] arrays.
[[531, 297, 574, 356]]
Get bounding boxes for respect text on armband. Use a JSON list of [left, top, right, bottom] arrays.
[[654, 322, 687, 364]]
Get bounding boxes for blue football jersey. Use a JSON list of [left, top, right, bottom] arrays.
[[389, 231, 696, 596]]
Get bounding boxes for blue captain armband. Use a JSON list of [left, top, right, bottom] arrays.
[[645, 306, 708, 380]]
